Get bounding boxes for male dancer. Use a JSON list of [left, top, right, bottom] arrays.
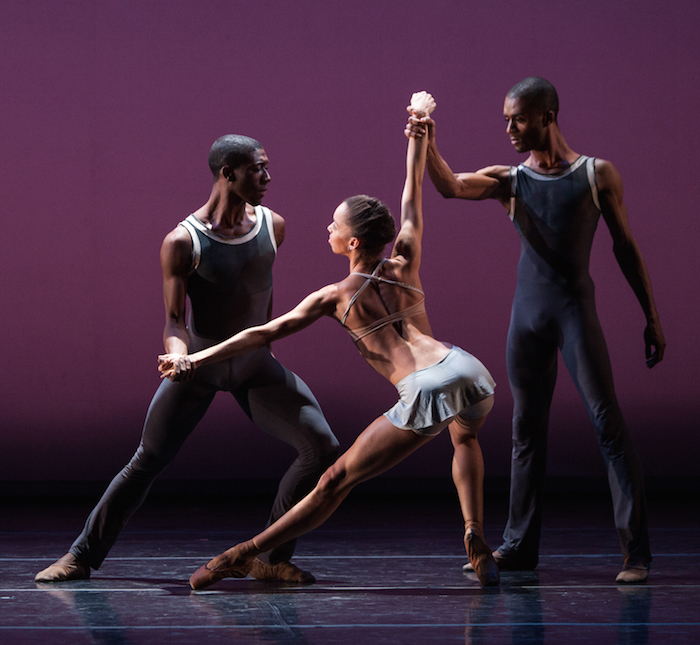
[[35, 135, 339, 584], [406, 78, 665, 583]]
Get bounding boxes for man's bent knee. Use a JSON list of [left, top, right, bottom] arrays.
[[123, 445, 174, 480]]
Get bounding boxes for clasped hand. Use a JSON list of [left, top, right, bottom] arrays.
[[158, 353, 196, 381], [405, 90, 436, 140], [644, 321, 666, 369]]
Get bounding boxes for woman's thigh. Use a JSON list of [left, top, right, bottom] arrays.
[[332, 415, 434, 488]]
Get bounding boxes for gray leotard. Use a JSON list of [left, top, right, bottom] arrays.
[[70, 206, 338, 568], [501, 156, 649, 567], [180, 211, 275, 340]]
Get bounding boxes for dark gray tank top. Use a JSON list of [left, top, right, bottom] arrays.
[[508, 155, 601, 294], [179, 206, 277, 341]]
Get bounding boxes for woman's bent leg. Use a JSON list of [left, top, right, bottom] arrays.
[[253, 415, 431, 550], [190, 416, 431, 589]]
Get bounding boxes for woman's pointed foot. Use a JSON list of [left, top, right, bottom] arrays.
[[465, 529, 500, 587], [189, 541, 258, 590]]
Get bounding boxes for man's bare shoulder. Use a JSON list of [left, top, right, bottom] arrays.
[[267, 207, 285, 247], [162, 223, 192, 250], [161, 224, 193, 275], [593, 158, 623, 193]]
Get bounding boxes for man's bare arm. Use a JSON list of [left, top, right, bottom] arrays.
[[597, 159, 666, 368], [160, 227, 193, 356], [267, 209, 286, 350], [267, 209, 286, 322], [405, 112, 509, 203]]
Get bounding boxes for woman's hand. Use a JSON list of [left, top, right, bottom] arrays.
[[158, 353, 196, 382]]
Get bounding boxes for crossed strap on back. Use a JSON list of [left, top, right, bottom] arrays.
[[340, 259, 426, 342]]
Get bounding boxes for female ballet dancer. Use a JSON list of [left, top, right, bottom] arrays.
[[159, 92, 499, 587]]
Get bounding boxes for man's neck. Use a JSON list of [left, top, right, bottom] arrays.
[[198, 184, 249, 228], [524, 127, 579, 174]]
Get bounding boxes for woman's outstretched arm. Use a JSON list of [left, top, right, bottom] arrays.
[[392, 91, 434, 267], [159, 284, 338, 380]]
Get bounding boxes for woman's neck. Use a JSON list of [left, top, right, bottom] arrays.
[[349, 253, 383, 274]]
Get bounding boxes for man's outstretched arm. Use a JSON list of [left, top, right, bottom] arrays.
[[405, 111, 508, 202], [597, 159, 666, 368]]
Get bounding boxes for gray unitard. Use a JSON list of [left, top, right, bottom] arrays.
[[70, 207, 339, 569], [500, 156, 650, 567]]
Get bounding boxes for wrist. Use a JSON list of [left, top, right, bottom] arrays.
[[188, 351, 205, 368]]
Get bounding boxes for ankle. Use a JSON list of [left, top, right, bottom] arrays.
[[464, 522, 483, 536], [241, 539, 262, 559]]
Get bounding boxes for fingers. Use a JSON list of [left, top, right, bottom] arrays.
[[404, 115, 433, 139], [157, 354, 195, 381], [644, 324, 666, 368], [645, 340, 665, 368], [646, 345, 664, 368], [405, 126, 424, 139], [645, 339, 656, 368]]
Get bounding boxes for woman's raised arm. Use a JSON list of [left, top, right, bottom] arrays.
[[392, 91, 435, 266]]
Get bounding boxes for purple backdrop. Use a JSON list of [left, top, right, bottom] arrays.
[[1, 0, 697, 485]]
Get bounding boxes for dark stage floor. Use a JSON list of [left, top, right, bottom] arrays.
[[1, 490, 698, 644]]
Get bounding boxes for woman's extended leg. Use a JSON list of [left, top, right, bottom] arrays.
[[190, 415, 433, 589], [448, 408, 499, 586]]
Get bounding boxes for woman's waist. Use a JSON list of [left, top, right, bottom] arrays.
[[360, 334, 452, 386]]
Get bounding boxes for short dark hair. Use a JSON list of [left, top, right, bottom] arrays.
[[507, 77, 559, 119], [208, 134, 263, 178], [343, 195, 396, 255]]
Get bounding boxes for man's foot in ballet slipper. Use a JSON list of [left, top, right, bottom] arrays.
[[35, 553, 90, 583], [464, 529, 500, 587], [249, 558, 316, 584], [189, 541, 258, 590]]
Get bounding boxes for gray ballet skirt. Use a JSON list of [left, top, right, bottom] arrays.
[[384, 345, 496, 437]]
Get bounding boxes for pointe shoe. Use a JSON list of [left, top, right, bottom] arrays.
[[470, 548, 537, 572], [189, 542, 257, 590], [615, 565, 649, 584], [249, 558, 316, 584], [464, 530, 500, 587], [35, 553, 90, 583]]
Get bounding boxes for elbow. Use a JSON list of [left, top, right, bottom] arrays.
[[612, 238, 635, 260], [437, 185, 458, 199], [164, 316, 187, 337], [256, 327, 277, 348]]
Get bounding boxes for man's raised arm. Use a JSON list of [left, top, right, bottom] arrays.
[[405, 106, 507, 203]]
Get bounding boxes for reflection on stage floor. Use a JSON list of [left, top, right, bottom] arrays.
[[1, 490, 698, 644]]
